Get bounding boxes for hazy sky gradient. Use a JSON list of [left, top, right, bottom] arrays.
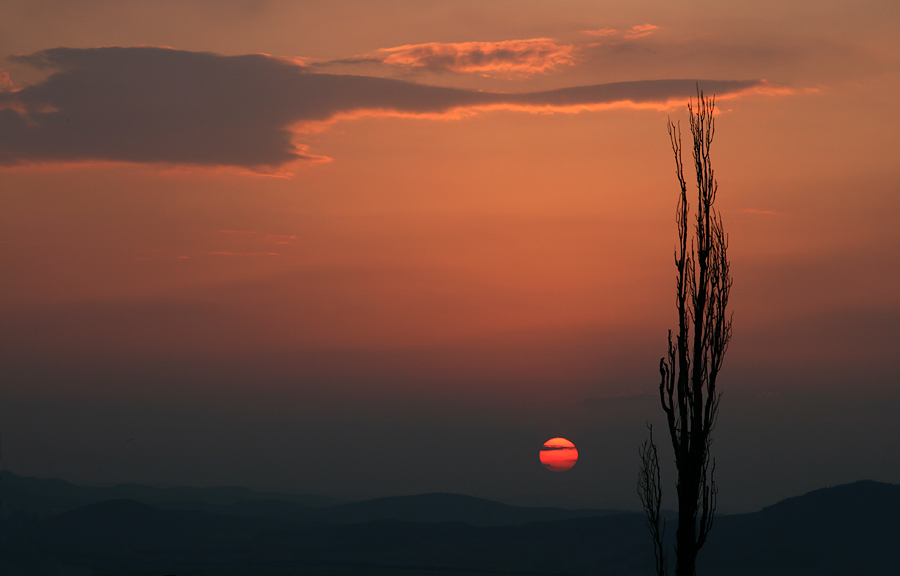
[[1, 0, 898, 512]]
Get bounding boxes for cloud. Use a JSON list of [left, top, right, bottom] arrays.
[[540, 445, 576, 452], [583, 28, 618, 37], [1, 46, 764, 171], [377, 39, 578, 75], [582, 25, 658, 39], [624, 24, 659, 39]]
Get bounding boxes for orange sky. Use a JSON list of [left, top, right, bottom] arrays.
[[1, 0, 898, 512]]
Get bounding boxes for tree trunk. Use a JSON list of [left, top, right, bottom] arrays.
[[638, 88, 732, 576]]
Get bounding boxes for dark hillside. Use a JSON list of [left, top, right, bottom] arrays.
[[703, 480, 900, 575], [316, 492, 619, 526], [2, 476, 899, 575], [0, 470, 341, 518]]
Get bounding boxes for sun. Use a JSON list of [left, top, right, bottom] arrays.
[[540, 437, 578, 472]]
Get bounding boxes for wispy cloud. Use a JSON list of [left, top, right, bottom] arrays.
[[540, 445, 577, 452], [582, 24, 659, 39], [377, 39, 578, 75], [582, 28, 618, 37], [624, 24, 659, 39], [0, 46, 766, 171]]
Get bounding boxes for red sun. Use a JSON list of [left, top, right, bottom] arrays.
[[540, 437, 578, 472]]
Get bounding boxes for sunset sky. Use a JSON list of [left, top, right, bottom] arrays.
[[1, 0, 898, 513]]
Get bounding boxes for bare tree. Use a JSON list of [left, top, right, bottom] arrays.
[[639, 89, 733, 576]]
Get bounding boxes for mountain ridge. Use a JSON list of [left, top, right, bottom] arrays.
[[0, 471, 623, 526], [2, 472, 898, 575]]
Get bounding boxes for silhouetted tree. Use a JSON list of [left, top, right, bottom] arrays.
[[639, 89, 732, 576]]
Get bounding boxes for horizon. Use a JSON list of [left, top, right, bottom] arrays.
[[1, 0, 899, 517], [3, 468, 895, 516]]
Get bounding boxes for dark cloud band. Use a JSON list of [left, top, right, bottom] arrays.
[[0, 47, 762, 170]]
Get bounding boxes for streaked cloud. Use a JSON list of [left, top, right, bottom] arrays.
[[582, 28, 618, 38], [624, 24, 659, 39], [582, 24, 658, 39], [1, 46, 765, 171], [378, 39, 578, 75]]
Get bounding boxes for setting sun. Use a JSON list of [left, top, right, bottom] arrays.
[[540, 437, 579, 472]]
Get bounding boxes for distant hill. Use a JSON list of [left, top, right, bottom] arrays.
[[0, 470, 342, 518], [498, 492, 606, 509], [0, 471, 620, 526], [701, 480, 900, 575], [762, 479, 900, 518], [315, 492, 621, 527], [42, 499, 263, 554], [4, 502, 651, 576], [2, 474, 899, 575]]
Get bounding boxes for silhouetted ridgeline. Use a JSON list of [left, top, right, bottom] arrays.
[[1, 473, 897, 575], [0, 471, 343, 518]]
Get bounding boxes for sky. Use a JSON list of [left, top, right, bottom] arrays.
[[1, 0, 898, 513]]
